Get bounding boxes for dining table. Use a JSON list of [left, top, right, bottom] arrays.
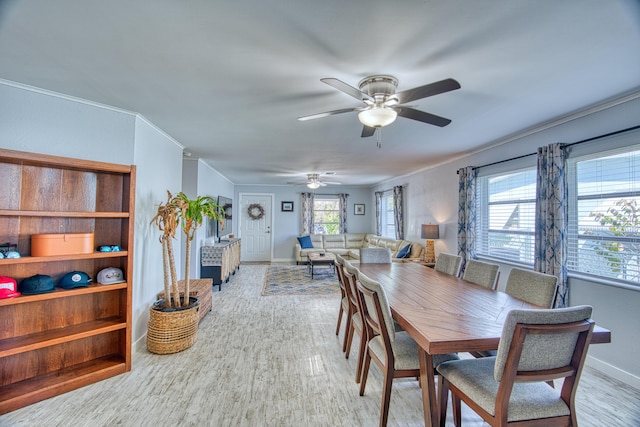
[[356, 261, 612, 427]]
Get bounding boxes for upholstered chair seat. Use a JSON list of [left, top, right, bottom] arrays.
[[356, 271, 458, 427], [437, 305, 595, 426]]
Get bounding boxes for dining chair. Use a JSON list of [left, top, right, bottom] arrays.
[[505, 267, 558, 308], [436, 305, 594, 427], [342, 261, 367, 383], [462, 259, 500, 290], [356, 271, 459, 427], [359, 247, 393, 264], [472, 268, 559, 359], [333, 254, 350, 347], [434, 253, 462, 276]]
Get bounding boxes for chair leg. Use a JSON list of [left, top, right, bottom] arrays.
[[452, 393, 462, 427], [438, 375, 448, 427], [345, 321, 355, 359], [359, 350, 371, 396], [355, 330, 366, 383], [342, 313, 353, 354], [379, 367, 394, 427], [335, 305, 344, 336]]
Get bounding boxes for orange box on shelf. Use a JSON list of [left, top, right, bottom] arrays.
[[31, 233, 95, 256]]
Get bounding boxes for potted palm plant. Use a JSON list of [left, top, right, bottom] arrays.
[[147, 191, 224, 354]]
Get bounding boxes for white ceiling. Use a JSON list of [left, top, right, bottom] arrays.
[[1, 0, 639, 186]]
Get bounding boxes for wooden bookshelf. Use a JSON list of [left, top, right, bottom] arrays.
[[0, 148, 135, 415]]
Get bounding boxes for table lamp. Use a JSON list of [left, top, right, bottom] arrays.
[[421, 224, 439, 264]]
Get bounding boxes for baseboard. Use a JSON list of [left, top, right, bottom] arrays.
[[133, 334, 147, 353], [586, 355, 640, 391]]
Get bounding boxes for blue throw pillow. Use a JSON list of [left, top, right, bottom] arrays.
[[396, 243, 411, 258], [297, 235, 314, 249]]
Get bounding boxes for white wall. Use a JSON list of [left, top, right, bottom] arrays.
[[372, 95, 640, 387], [133, 116, 184, 344], [0, 80, 186, 348], [0, 79, 134, 163], [235, 185, 372, 261], [182, 157, 235, 279]]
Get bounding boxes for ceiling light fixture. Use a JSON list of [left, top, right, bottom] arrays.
[[307, 181, 320, 189], [357, 106, 398, 128]]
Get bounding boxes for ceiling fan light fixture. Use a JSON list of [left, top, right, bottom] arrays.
[[358, 106, 397, 128], [307, 181, 321, 189]]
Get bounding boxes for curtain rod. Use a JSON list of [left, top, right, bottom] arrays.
[[457, 124, 640, 174], [305, 193, 349, 196]]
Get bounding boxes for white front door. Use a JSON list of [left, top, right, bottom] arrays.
[[239, 193, 273, 262]]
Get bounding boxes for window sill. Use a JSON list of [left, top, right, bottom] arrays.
[[568, 271, 640, 292]]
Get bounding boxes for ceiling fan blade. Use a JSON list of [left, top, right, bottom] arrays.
[[297, 107, 358, 121], [397, 107, 452, 127], [321, 78, 373, 103], [322, 181, 341, 185], [395, 78, 461, 104], [361, 125, 376, 138]]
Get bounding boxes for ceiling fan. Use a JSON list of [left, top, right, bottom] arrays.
[[298, 75, 461, 137], [287, 173, 342, 189]]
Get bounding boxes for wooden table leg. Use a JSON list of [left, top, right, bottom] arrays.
[[419, 348, 438, 427]]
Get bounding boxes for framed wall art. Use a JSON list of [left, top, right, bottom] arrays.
[[354, 204, 365, 215], [281, 201, 294, 212]]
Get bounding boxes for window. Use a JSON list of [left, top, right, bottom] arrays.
[[476, 168, 537, 264], [567, 145, 640, 283], [380, 192, 395, 238], [313, 197, 340, 234]]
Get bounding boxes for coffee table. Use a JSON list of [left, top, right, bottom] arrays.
[[307, 252, 336, 279]]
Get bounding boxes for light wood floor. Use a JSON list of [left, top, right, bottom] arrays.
[[1, 264, 639, 427]]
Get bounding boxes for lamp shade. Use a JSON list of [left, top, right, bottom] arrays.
[[358, 107, 398, 128], [421, 224, 440, 240]]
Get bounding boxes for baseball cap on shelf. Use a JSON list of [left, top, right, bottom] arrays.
[[97, 267, 125, 285], [58, 271, 92, 289], [20, 274, 55, 295], [0, 288, 20, 299], [0, 275, 18, 292]]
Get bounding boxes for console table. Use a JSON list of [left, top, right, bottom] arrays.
[[200, 239, 241, 290]]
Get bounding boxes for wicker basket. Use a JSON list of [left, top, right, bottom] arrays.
[[147, 297, 200, 354]]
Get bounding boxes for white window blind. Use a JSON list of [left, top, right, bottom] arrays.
[[476, 168, 537, 264], [567, 145, 640, 283]]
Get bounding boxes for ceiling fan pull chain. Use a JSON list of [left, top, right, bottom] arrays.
[[376, 128, 382, 148]]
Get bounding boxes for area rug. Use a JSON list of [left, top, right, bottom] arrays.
[[261, 265, 339, 296]]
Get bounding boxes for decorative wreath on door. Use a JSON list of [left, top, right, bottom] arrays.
[[247, 203, 265, 220]]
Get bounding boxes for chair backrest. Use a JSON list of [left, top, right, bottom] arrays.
[[359, 247, 392, 264], [462, 259, 500, 290], [334, 254, 348, 294], [494, 305, 594, 382], [343, 261, 362, 311], [505, 267, 558, 308], [434, 253, 462, 276], [356, 271, 396, 343]]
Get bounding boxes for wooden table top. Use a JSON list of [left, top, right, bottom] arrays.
[[357, 262, 611, 355]]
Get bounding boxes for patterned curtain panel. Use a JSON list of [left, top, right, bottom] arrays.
[[375, 191, 383, 236], [338, 193, 348, 233], [534, 143, 568, 308], [457, 166, 477, 273], [393, 185, 404, 240], [301, 192, 314, 235]]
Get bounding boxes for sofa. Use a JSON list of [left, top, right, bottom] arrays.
[[295, 233, 424, 264]]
